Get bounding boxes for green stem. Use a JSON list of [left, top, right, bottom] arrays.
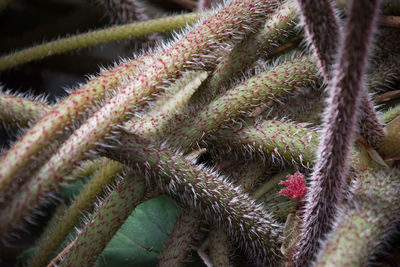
[[213, 119, 319, 167], [158, 209, 202, 267], [316, 167, 400, 266], [193, 0, 299, 101], [168, 55, 319, 149], [0, 57, 143, 202], [110, 133, 283, 265], [0, 0, 277, 240], [381, 103, 400, 123], [0, 12, 203, 71], [208, 226, 230, 267], [0, 92, 50, 128], [29, 159, 123, 267], [61, 171, 146, 266]]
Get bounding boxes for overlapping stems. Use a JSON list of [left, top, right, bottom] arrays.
[[1, 0, 400, 266], [293, 0, 385, 265]]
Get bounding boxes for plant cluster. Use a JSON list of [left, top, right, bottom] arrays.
[[0, 0, 400, 266]]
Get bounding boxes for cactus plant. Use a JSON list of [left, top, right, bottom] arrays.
[[0, 0, 399, 266]]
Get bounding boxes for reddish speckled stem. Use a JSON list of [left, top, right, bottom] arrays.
[[0, 0, 277, 243], [110, 133, 283, 265]]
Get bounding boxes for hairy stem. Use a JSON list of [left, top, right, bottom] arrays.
[[61, 170, 146, 266], [29, 159, 123, 267], [158, 209, 201, 267], [0, 12, 202, 71], [294, 0, 382, 264], [316, 167, 400, 266], [110, 133, 283, 265]]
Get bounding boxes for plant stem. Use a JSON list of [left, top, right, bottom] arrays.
[[29, 159, 123, 267], [0, 12, 203, 71], [294, 0, 383, 264]]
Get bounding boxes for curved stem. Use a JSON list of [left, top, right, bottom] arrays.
[[29, 159, 123, 267], [0, 12, 203, 71], [294, 0, 383, 264]]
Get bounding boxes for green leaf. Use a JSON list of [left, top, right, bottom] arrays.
[[96, 195, 181, 267]]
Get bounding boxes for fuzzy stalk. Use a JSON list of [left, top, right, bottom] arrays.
[[108, 133, 283, 266], [168, 55, 319, 150], [0, 57, 143, 202], [29, 159, 123, 267], [158, 209, 202, 267], [206, 160, 267, 266], [212, 119, 319, 167], [193, 0, 298, 102], [0, 92, 50, 128], [0, 0, 277, 242], [293, 0, 383, 264], [0, 12, 203, 71], [209, 225, 230, 267], [296, 0, 338, 80], [126, 71, 208, 138], [315, 167, 400, 266], [297, 0, 384, 149], [61, 170, 146, 266]]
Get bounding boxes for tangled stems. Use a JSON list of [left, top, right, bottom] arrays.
[[294, 0, 383, 264], [0, 12, 203, 71], [0, 57, 143, 201], [29, 159, 123, 267], [109, 133, 283, 266], [167, 55, 319, 149]]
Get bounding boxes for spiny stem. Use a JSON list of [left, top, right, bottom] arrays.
[[126, 71, 208, 138], [209, 226, 230, 267], [0, 0, 277, 243], [110, 133, 283, 265], [381, 103, 400, 123], [0, 92, 50, 128], [316, 167, 400, 266], [297, 0, 384, 149], [0, 12, 203, 71], [379, 116, 400, 159], [61, 171, 146, 266], [29, 159, 123, 267], [294, 0, 383, 264], [0, 58, 143, 202], [206, 160, 267, 266], [168, 55, 319, 149], [158, 209, 202, 267], [193, 0, 298, 102], [213, 119, 319, 167], [296, 0, 339, 81]]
